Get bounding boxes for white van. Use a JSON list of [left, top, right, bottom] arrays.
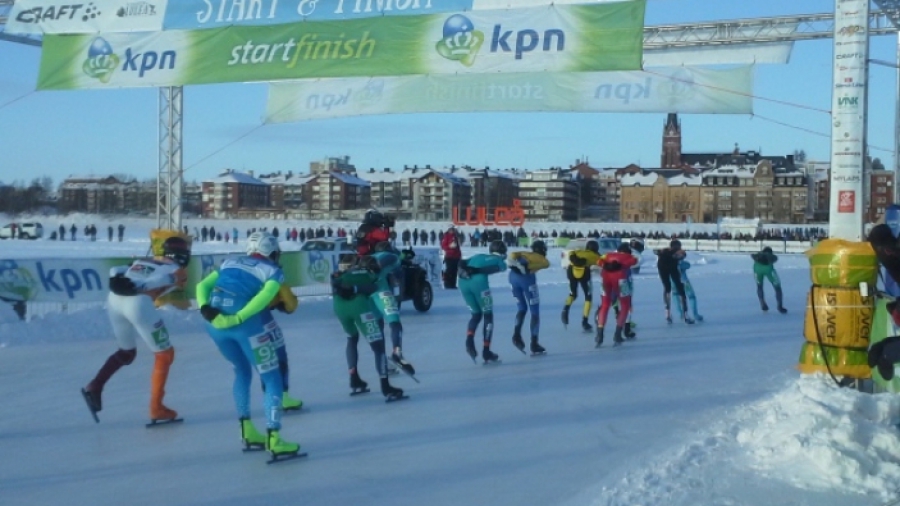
[[0, 222, 43, 239]]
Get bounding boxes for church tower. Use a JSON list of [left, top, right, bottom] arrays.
[[661, 113, 682, 168]]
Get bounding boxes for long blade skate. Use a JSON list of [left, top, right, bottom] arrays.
[[349, 387, 371, 396], [146, 418, 184, 428], [385, 393, 410, 403], [80, 388, 100, 423], [267, 451, 309, 465]]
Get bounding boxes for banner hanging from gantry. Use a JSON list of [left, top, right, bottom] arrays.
[[7, 0, 636, 34], [264, 66, 753, 122], [36, 1, 646, 90]]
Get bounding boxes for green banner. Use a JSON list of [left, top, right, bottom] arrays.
[[38, 1, 645, 90]]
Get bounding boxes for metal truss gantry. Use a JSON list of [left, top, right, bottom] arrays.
[[3, 6, 900, 223]]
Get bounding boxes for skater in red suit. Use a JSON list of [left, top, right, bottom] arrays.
[[595, 243, 639, 348]]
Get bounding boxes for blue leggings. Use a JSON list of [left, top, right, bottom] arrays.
[[207, 320, 284, 430]]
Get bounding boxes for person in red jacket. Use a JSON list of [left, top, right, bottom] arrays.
[[441, 226, 462, 289], [356, 210, 393, 256], [595, 243, 639, 348]]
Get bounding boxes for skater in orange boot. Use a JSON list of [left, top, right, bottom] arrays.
[[81, 236, 191, 425]]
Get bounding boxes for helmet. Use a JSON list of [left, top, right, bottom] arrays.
[[531, 240, 548, 257], [585, 240, 599, 254], [670, 239, 682, 251], [247, 231, 280, 262], [489, 240, 507, 257], [617, 243, 632, 255], [762, 246, 773, 254], [162, 236, 191, 267], [629, 238, 645, 253], [374, 241, 393, 253], [363, 209, 383, 225]]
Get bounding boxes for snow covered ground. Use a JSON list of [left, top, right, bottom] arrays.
[[1, 218, 900, 506]]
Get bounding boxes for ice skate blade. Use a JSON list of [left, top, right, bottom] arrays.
[[530, 352, 547, 357], [146, 418, 184, 428], [80, 388, 100, 423], [385, 395, 410, 403], [482, 360, 502, 366], [267, 451, 308, 465], [349, 388, 371, 396]]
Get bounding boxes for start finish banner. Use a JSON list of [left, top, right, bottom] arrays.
[[37, 1, 645, 90], [265, 65, 753, 122]]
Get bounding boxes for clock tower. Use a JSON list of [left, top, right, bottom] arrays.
[[661, 113, 682, 168]]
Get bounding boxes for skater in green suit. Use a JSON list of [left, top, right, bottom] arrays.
[[367, 242, 415, 375], [752, 246, 787, 314], [458, 240, 508, 364], [331, 262, 404, 400]]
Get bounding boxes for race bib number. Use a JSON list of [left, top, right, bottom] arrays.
[[359, 312, 383, 343], [619, 279, 633, 298], [481, 289, 494, 312], [264, 320, 284, 348], [378, 291, 399, 316], [151, 323, 171, 349], [250, 332, 279, 374], [526, 285, 540, 306]]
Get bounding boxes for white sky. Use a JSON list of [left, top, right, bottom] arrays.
[[0, 217, 898, 506]]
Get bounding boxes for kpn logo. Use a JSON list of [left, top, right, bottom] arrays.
[[436, 15, 484, 67], [82, 37, 119, 83]]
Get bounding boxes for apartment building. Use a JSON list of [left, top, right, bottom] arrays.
[[201, 170, 270, 218], [519, 168, 579, 221]]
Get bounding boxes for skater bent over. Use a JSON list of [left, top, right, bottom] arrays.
[[595, 244, 639, 347], [507, 240, 550, 355], [367, 242, 415, 376], [82, 236, 191, 424], [674, 258, 704, 322], [655, 239, 694, 324], [331, 264, 404, 400], [458, 240, 508, 363], [563, 239, 603, 332], [752, 246, 786, 313], [196, 232, 300, 459]]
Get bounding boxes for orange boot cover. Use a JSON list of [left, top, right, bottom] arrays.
[[150, 347, 177, 420]]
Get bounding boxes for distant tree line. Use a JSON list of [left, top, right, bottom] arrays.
[[0, 177, 54, 214]]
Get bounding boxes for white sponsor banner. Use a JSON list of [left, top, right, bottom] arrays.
[[265, 66, 752, 122], [828, 0, 868, 241], [5, 0, 166, 35], [644, 42, 793, 67]]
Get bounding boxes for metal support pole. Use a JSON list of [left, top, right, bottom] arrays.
[[896, 31, 900, 203], [157, 86, 184, 232]]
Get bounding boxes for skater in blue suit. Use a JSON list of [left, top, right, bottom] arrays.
[[674, 258, 704, 322], [507, 240, 550, 355], [196, 231, 300, 460], [458, 240, 508, 364]]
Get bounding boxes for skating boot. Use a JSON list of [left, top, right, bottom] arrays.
[[512, 333, 526, 354], [581, 317, 592, 333], [149, 405, 179, 422], [777, 306, 787, 314], [760, 301, 769, 312], [561, 307, 570, 327], [81, 387, 102, 423], [282, 392, 303, 411], [266, 429, 301, 460], [349, 370, 369, 395], [595, 326, 604, 348], [482, 348, 500, 364], [391, 350, 416, 376], [613, 326, 625, 346], [240, 417, 266, 451], [683, 316, 695, 325], [465, 337, 478, 363], [624, 323, 636, 340], [380, 378, 406, 402], [530, 339, 546, 355]]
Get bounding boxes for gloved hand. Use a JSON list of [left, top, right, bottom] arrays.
[[200, 304, 221, 322], [211, 313, 243, 329], [569, 253, 587, 267], [109, 274, 138, 296], [272, 301, 288, 313]]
